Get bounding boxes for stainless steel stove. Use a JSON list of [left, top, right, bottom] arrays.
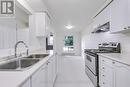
[[84, 42, 121, 87]]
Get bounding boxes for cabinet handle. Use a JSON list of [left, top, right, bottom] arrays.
[[102, 60, 105, 62], [128, 26, 130, 29], [124, 27, 127, 30], [46, 61, 50, 65], [102, 67, 105, 69], [46, 62, 49, 65], [112, 62, 115, 64], [102, 75, 105, 77]]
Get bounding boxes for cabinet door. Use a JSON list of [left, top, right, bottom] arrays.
[[47, 59, 53, 87], [52, 55, 57, 83], [35, 13, 46, 37], [114, 62, 130, 87], [45, 14, 50, 36], [20, 79, 31, 87], [46, 55, 57, 87], [32, 65, 47, 87], [99, 56, 114, 87], [100, 63, 114, 87], [110, 0, 129, 33]]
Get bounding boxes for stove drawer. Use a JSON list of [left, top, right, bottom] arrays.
[[85, 67, 98, 87], [85, 54, 97, 75]]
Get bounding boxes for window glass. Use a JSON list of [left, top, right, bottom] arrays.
[[63, 36, 74, 52], [64, 36, 73, 46]]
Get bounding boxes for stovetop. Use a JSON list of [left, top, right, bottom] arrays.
[[84, 49, 119, 54], [84, 42, 121, 54]]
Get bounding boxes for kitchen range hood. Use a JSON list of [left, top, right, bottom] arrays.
[[92, 22, 110, 33]]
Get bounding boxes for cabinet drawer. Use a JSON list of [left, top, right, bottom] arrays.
[[100, 56, 113, 66]]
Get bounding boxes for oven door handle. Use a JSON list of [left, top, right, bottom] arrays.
[[86, 54, 95, 62]]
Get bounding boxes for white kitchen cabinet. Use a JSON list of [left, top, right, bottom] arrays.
[[46, 58, 53, 87], [20, 79, 31, 87], [35, 13, 50, 37], [113, 61, 130, 87], [22, 55, 57, 87], [99, 55, 130, 87], [110, 0, 130, 33], [46, 14, 51, 36], [94, 3, 110, 27], [52, 55, 57, 83], [99, 56, 114, 87], [31, 64, 48, 87], [47, 55, 57, 87]]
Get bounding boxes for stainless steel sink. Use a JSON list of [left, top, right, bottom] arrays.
[[0, 54, 49, 71], [0, 59, 39, 71], [25, 54, 49, 59]]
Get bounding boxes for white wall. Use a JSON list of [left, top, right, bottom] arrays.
[[55, 31, 81, 56], [0, 0, 48, 58], [81, 3, 130, 56], [0, 5, 30, 57], [0, 19, 16, 49]]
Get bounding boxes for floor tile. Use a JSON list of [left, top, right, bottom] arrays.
[[54, 56, 94, 87]]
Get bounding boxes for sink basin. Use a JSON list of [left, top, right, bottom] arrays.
[[0, 59, 39, 71], [26, 54, 49, 59], [20, 59, 39, 68], [0, 54, 48, 71]]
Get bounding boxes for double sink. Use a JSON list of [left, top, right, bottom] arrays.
[[0, 54, 49, 71]]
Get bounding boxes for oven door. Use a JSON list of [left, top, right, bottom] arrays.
[[85, 54, 97, 75]]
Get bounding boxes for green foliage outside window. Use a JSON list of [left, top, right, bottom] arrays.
[[64, 36, 73, 46]]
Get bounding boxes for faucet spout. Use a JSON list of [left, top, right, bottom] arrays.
[[15, 41, 29, 58]]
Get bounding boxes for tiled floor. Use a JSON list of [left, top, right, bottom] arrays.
[[54, 56, 94, 87]]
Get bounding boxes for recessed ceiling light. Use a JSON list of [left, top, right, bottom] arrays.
[[65, 25, 74, 29]]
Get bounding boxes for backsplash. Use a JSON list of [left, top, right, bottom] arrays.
[[0, 19, 16, 49], [0, 19, 29, 58]]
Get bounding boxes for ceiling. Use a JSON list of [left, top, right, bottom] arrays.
[[27, 0, 107, 32]]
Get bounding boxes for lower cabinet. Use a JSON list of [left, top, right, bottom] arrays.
[[47, 58, 54, 87], [99, 56, 114, 87], [47, 55, 57, 87], [21, 55, 57, 87], [31, 64, 48, 87], [114, 62, 130, 87], [99, 56, 130, 87], [20, 79, 31, 87]]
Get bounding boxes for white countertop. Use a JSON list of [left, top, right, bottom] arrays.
[[0, 54, 54, 87], [98, 53, 130, 66]]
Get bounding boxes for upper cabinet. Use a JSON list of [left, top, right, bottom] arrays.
[[110, 0, 130, 33], [94, 4, 110, 26], [34, 12, 50, 37]]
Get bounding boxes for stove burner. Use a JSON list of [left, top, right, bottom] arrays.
[[85, 49, 120, 54]]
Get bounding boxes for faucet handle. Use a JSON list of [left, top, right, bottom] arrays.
[[27, 49, 29, 56]]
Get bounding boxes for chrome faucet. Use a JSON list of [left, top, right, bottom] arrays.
[[15, 41, 29, 58]]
